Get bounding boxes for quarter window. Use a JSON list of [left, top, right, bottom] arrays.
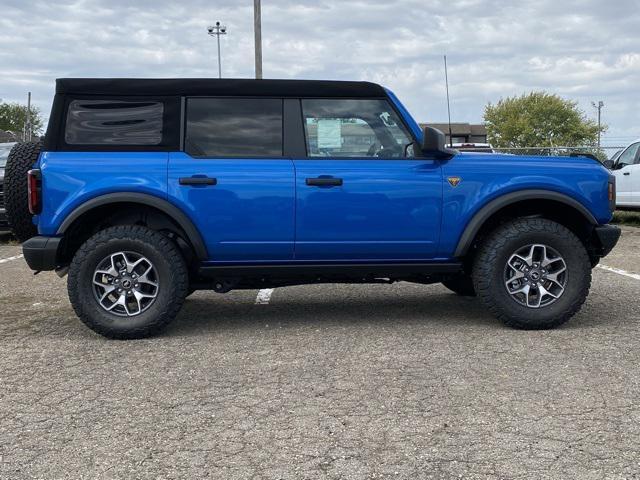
[[185, 98, 283, 157], [65, 100, 164, 145], [301, 99, 415, 158]]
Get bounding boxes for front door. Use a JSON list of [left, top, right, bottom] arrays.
[[292, 98, 442, 261], [168, 97, 295, 262]]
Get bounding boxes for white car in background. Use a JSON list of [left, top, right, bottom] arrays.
[[607, 139, 640, 208]]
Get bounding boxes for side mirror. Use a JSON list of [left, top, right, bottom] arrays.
[[422, 127, 457, 159], [602, 159, 614, 169]]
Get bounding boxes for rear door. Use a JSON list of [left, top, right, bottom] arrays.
[[168, 97, 295, 262], [291, 98, 442, 261], [613, 142, 640, 206]]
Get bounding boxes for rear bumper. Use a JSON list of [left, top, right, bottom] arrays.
[[593, 224, 621, 257], [22, 236, 62, 271]]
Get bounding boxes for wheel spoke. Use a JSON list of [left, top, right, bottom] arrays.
[[138, 265, 158, 288], [538, 283, 559, 299], [105, 294, 126, 311]]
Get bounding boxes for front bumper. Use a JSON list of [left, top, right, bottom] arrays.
[[22, 236, 62, 271], [593, 224, 621, 257]]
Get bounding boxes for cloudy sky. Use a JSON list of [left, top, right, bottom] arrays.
[[1, 0, 638, 147]]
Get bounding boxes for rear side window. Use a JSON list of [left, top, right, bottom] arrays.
[[185, 98, 283, 157], [65, 100, 164, 145]]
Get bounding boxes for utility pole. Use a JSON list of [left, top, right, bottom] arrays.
[[207, 22, 227, 78], [444, 56, 453, 147], [592, 100, 604, 149], [25, 92, 32, 142], [254, 0, 263, 79]]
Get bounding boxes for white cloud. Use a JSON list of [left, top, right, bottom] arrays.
[[0, 0, 638, 146]]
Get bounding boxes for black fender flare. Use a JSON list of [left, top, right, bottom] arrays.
[[453, 189, 598, 257], [57, 192, 208, 260]]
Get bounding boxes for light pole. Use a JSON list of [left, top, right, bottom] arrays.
[[254, 0, 262, 79], [207, 22, 227, 78], [592, 100, 604, 149]]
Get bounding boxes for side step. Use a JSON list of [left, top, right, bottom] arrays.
[[198, 262, 463, 279]]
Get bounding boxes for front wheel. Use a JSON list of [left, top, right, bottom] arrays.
[[472, 218, 591, 329], [68, 225, 189, 339]]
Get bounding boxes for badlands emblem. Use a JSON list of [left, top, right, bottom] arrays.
[[447, 176, 462, 187]]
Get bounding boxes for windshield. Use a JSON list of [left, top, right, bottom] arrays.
[[0, 143, 15, 167]]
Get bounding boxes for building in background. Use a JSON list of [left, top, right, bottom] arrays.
[[421, 123, 487, 145]]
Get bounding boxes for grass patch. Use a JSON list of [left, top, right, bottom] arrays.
[[612, 210, 640, 227]]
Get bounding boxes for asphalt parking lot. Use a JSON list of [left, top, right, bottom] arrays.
[[1, 229, 639, 479]]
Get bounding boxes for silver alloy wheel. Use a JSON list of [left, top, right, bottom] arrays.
[[92, 251, 159, 317], [503, 244, 567, 309]]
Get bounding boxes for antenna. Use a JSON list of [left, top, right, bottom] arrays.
[[444, 55, 453, 148]]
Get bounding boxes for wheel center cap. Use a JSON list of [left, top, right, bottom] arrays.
[[121, 279, 132, 289], [529, 270, 541, 281]]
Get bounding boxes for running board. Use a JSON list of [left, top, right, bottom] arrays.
[[198, 262, 463, 279]]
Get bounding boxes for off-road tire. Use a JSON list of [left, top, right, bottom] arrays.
[[68, 225, 188, 339], [442, 274, 476, 296], [472, 218, 591, 329], [5, 142, 40, 242]]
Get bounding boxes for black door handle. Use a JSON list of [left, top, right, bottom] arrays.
[[623, 172, 631, 176], [179, 176, 217, 185], [306, 177, 343, 187]]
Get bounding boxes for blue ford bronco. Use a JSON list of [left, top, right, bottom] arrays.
[[17, 78, 620, 338]]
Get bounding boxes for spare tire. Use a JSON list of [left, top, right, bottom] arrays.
[[5, 142, 41, 242]]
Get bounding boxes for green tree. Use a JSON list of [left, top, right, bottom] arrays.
[[0, 102, 44, 136], [484, 92, 603, 148]]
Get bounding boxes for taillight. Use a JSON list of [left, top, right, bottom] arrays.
[[27, 169, 42, 214], [608, 176, 616, 212]]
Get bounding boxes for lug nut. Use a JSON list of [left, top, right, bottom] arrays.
[[135, 283, 139, 288]]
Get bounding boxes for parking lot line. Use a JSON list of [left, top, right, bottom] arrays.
[[255, 288, 274, 304], [597, 264, 640, 281], [0, 254, 23, 264]]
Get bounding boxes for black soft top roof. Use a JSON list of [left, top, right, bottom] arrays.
[[56, 78, 387, 98]]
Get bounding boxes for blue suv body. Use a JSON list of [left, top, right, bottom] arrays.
[[22, 78, 620, 338]]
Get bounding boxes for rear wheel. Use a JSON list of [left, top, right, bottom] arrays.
[[5, 142, 40, 242], [68, 225, 188, 339], [472, 218, 591, 329]]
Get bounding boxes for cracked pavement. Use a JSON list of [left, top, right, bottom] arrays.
[[1, 228, 639, 479]]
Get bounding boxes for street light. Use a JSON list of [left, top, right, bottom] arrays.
[[207, 22, 227, 79], [592, 100, 604, 149]]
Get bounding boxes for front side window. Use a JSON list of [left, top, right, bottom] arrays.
[[65, 100, 164, 145], [617, 142, 640, 167], [301, 99, 415, 158], [185, 98, 283, 157]]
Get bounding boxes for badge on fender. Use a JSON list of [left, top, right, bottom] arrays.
[[447, 176, 462, 187]]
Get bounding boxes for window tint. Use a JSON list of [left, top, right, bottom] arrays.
[[65, 100, 163, 145], [185, 98, 283, 157], [617, 142, 640, 166], [301, 99, 414, 158]]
